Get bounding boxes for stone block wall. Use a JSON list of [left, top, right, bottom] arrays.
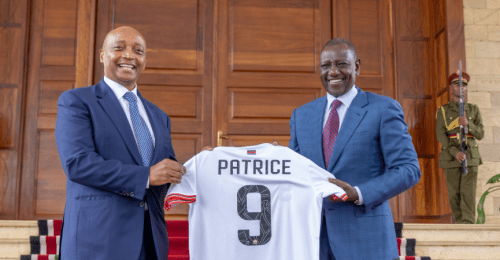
[[464, 0, 500, 223]]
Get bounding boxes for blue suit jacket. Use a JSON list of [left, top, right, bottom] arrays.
[[55, 80, 175, 260], [289, 87, 420, 260]]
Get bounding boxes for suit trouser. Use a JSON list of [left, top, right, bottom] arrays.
[[319, 213, 336, 260], [140, 210, 158, 260], [444, 166, 478, 224]]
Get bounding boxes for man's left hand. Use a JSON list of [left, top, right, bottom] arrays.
[[327, 178, 359, 203]]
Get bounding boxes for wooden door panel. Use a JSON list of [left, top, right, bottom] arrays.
[[402, 98, 436, 156], [114, 0, 200, 70], [0, 6, 25, 220], [0, 89, 17, 148], [227, 88, 320, 126], [39, 81, 74, 114], [1, 0, 31, 219], [20, 0, 79, 219], [334, 0, 394, 98], [170, 134, 202, 164], [0, 150, 17, 218], [94, 0, 205, 80], [40, 0, 77, 66], [230, 1, 316, 73], [224, 135, 290, 148], [34, 131, 66, 216], [140, 85, 204, 134]]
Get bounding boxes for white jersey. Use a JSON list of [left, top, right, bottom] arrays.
[[165, 143, 347, 260]]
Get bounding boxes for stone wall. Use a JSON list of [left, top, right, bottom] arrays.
[[464, 0, 500, 223]]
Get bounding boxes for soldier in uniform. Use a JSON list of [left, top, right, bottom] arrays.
[[436, 71, 484, 224]]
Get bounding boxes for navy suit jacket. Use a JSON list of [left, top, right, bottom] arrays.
[[55, 79, 175, 260], [289, 87, 420, 259]]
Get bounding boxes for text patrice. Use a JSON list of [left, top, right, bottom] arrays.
[[218, 159, 291, 175]]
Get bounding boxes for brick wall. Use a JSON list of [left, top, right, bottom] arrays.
[[464, 0, 500, 223]]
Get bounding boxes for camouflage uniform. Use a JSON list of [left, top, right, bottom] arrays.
[[436, 100, 484, 224]]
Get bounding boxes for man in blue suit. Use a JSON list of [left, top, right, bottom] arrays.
[[289, 38, 421, 259], [55, 26, 186, 260]]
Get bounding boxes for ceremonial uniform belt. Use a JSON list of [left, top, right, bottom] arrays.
[[448, 133, 474, 139]]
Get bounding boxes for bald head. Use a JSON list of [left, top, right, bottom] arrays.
[[102, 26, 146, 50], [99, 26, 147, 90]]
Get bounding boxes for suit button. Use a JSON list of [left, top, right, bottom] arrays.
[[139, 201, 145, 207], [130, 192, 135, 197]]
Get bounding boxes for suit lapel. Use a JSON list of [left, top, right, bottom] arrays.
[[138, 91, 163, 165], [327, 88, 368, 172], [94, 80, 143, 165]]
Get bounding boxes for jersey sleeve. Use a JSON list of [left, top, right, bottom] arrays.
[[307, 160, 348, 201], [165, 155, 198, 211]]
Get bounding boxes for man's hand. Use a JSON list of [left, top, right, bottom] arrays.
[[202, 146, 213, 151], [458, 111, 468, 126], [327, 178, 359, 203], [455, 151, 467, 163], [149, 159, 186, 186]]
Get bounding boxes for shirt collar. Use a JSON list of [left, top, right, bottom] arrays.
[[103, 76, 138, 100], [326, 86, 358, 109]]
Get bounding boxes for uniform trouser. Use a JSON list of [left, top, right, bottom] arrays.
[[444, 166, 478, 224]]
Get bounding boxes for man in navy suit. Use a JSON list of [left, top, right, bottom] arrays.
[[289, 38, 421, 259], [55, 26, 186, 260]]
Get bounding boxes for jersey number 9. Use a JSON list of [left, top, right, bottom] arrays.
[[237, 185, 271, 246]]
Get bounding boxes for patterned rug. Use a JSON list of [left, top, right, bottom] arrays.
[[20, 220, 431, 259]]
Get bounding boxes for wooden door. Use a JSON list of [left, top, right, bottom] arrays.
[[0, 0, 30, 220], [393, 0, 465, 223], [214, 0, 331, 147], [19, 0, 79, 219]]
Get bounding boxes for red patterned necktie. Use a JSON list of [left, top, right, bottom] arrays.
[[323, 99, 343, 168]]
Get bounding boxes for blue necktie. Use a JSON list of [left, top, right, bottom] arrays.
[[123, 92, 154, 167]]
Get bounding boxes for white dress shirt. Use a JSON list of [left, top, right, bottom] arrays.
[[104, 76, 154, 192], [104, 76, 155, 146], [322, 86, 364, 205]]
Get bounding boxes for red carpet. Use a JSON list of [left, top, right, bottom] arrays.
[[166, 220, 189, 258]]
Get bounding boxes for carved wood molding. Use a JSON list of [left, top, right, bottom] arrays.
[[0, 23, 21, 27]]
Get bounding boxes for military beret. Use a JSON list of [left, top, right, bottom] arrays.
[[448, 70, 470, 85]]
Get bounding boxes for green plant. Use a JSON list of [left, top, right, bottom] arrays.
[[477, 174, 500, 224]]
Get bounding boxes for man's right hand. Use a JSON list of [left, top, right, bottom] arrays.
[[455, 151, 467, 163], [458, 111, 469, 126], [149, 159, 186, 186]]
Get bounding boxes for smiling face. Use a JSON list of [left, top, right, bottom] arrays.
[[319, 43, 360, 97], [99, 26, 146, 90]]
